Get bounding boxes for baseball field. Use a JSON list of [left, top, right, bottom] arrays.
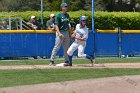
[[0, 57, 140, 93]]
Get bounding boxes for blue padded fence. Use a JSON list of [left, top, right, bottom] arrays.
[[95, 33, 118, 56], [0, 30, 140, 57], [122, 34, 140, 55]]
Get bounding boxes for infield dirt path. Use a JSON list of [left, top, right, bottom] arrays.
[[0, 75, 139, 93], [0, 63, 140, 70], [0, 63, 140, 93]]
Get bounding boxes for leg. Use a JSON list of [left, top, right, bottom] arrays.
[[67, 42, 79, 65], [62, 35, 70, 62], [78, 42, 86, 58], [78, 42, 95, 66], [78, 42, 92, 58], [50, 34, 64, 62]]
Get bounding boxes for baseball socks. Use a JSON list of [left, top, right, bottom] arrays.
[[49, 60, 55, 66], [86, 55, 95, 65], [65, 55, 72, 66]]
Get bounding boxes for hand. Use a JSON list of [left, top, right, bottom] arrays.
[[81, 38, 86, 41], [58, 33, 64, 38], [71, 34, 75, 38], [75, 35, 86, 41]]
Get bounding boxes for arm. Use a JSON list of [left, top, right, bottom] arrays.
[[55, 14, 64, 37], [55, 23, 64, 37], [73, 24, 86, 41], [75, 36, 86, 41], [71, 31, 85, 41]]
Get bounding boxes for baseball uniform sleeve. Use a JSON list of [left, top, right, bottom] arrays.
[[55, 14, 60, 24], [75, 24, 80, 33]]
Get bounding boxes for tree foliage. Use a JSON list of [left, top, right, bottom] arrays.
[[0, 0, 140, 12], [0, 0, 91, 11]]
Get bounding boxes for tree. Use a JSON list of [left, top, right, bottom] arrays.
[[0, 0, 139, 12], [103, 0, 137, 12], [95, 0, 106, 11]]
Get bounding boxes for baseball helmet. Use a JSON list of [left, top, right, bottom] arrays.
[[79, 16, 87, 24]]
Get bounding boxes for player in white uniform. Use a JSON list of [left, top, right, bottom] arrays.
[[66, 16, 95, 66]]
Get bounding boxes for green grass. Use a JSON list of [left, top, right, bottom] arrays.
[[0, 58, 140, 88], [0, 68, 140, 87], [0, 57, 140, 65]]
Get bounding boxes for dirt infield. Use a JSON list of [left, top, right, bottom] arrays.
[[0, 75, 140, 93], [0, 63, 140, 70], [0, 63, 140, 93]]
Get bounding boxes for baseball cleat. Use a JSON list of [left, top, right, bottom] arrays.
[[49, 63, 55, 66], [49, 61, 55, 66], [64, 63, 72, 66], [90, 58, 95, 66]]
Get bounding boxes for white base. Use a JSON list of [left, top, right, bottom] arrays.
[[56, 63, 67, 67]]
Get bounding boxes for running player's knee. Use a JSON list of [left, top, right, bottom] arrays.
[[67, 50, 72, 56]]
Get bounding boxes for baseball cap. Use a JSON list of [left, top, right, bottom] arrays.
[[50, 14, 55, 17], [31, 16, 36, 19], [60, 3, 68, 8], [82, 16, 86, 18]]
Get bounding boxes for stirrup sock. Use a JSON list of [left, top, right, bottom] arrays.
[[86, 55, 92, 60], [68, 56, 72, 64]]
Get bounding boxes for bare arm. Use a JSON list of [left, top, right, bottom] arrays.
[[55, 24, 64, 37]]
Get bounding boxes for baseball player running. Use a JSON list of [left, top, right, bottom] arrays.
[[49, 3, 71, 65], [66, 16, 95, 66]]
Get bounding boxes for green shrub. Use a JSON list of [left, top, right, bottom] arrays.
[[95, 12, 140, 30], [0, 11, 140, 30], [0, 11, 92, 29]]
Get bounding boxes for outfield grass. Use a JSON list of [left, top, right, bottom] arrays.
[[0, 57, 140, 65], [0, 68, 140, 87]]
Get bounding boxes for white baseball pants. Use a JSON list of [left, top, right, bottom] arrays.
[[67, 41, 87, 57]]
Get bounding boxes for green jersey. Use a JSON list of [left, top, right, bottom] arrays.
[[55, 12, 70, 32]]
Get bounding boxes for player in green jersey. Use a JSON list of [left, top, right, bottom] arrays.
[[50, 3, 71, 65]]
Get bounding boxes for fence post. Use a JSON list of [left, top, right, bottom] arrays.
[[118, 27, 122, 58], [8, 16, 11, 30], [20, 19, 23, 30], [92, 0, 95, 59], [93, 29, 96, 59]]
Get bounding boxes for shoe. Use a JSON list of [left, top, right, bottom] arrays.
[[90, 58, 95, 66], [65, 61, 69, 63], [49, 62, 55, 66], [49, 61, 55, 66], [33, 56, 38, 59], [64, 63, 72, 66]]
